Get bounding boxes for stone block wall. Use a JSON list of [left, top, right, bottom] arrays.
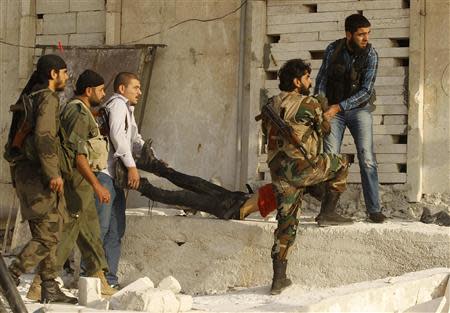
[[35, 0, 105, 47], [259, 0, 410, 184]]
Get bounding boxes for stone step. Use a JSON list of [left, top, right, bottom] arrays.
[[119, 215, 450, 295]]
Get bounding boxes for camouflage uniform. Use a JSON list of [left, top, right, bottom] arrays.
[[267, 91, 349, 261], [9, 89, 67, 281], [58, 98, 109, 275]]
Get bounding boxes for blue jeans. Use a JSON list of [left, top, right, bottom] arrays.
[[95, 172, 126, 285], [324, 106, 381, 213]]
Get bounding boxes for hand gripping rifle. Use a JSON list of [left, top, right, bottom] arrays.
[[255, 101, 316, 169]]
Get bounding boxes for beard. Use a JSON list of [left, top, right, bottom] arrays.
[[349, 37, 367, 55], [54, 77, 66, 91], [300, 84, 311, 96], [90, 98, 102, 107]]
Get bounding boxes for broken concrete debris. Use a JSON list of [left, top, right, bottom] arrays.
[[109, 276, 192, 312], [78, 277, 101, 306], [157, 275, 182, 294]]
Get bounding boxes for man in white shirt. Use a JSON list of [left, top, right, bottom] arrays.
[[95, 72, 144, 288]]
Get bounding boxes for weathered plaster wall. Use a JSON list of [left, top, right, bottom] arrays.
[[0, 0, 35, 220], [119, 0, 242, 195], [421, 0, 450, 194]]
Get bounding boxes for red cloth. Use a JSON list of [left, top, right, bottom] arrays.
[[258, 184, 277, 217]]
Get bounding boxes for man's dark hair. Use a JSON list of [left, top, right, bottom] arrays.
[[27, 54, 66, 92], [113, 72, 139, 92], [278, 59, 311, 92], [345, 14, 371, 33], [75, 69, 105, 95]]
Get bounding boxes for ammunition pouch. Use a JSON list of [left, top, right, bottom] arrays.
[[86, 134, 109, 171]]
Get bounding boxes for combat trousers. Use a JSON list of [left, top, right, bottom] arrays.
[[11, 162, 65, 280], [269, 152, 348, 261], [58, 170, 108, 275]]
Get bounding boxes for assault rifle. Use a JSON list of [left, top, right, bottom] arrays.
[[255, 101, 316, 169]]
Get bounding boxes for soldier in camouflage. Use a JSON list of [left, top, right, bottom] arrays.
[[26, 70, 117, 300], [6, 54, 77, 304], [265, 59, 352, 295]]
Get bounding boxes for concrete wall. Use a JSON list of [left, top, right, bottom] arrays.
[[421, 0, 450, 194], [0, 0, 35, 221], [0, 0, 449, 218], [407, 0, 450, 199], [119, 0, 242, 196], [35, 0, 105, 46]]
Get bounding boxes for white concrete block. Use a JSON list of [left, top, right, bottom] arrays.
[[69, 33, 104, 46], [320, 28, 409, 41], [76, 11, 105, 33], [267, 4, 312, 16], [110, 276, 154, 309], [157, 276, 182, 294], [113, 287, 179, 313], [43, 13, 76, 34], [363, 8, 410, 20], [280, 32, 319, 43], [375, 95, 406, 105], [268, 21, 339, 35], [373, 105, 408, 115], [70, 0, 104, 12], [377, 47, 409, 58], [36, 34, 68, 46], [78, 277, 101, 306], [384, 115, 407, 125], [36, 0, 69, 14], [376, 85, 405, 96], [318, 0, 403, 12], [268, 11, 354, 26], [378, 67, 407, 77], [348, 172, 406, 183], [176, 294, 193, 312], [271, 41, 328, 52], [376, 76, 405, 86]]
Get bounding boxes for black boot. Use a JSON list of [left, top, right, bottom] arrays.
[[270, 259, 292, 295], [41, 279, 77, 304], [316, 191, 353, 227]]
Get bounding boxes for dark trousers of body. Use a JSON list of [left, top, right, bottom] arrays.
[[137, 163, 247, 219]]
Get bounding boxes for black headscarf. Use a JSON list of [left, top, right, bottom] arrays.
[[75, 70, 105, 95]]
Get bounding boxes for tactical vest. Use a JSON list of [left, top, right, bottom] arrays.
[[266, 92, 322, 163], [70, 99, 109, 171], [326, 38, 375, 107]]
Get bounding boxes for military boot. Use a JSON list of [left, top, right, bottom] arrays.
[[91, 271, 117, 296], [316, 191, 353, 227], [270, 258, 292, 295], [304, 183, 325, 202], [40, 279, 77, 304], [136, 139, 167, 173], [26, 275, 41, 301]]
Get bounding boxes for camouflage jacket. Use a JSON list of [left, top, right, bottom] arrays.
[[267, 91, 329, 163], [23, 88, 62, 183]]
